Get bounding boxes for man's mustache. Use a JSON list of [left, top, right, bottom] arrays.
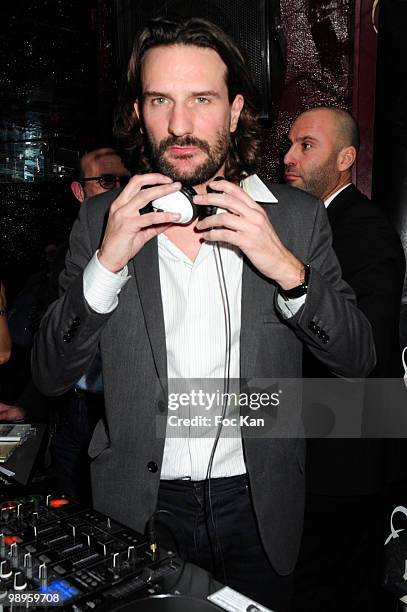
[[157, 136, 211, 155]]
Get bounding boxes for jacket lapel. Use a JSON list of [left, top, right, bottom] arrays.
[[131, 238, 168, 385]]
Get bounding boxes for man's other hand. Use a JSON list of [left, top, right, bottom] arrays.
[[0, 403, 26, 422]]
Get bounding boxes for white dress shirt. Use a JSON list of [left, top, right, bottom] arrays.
[[82, 175, 305, 479]]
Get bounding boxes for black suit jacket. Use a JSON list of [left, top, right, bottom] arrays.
[[304, 184, 406, 495]]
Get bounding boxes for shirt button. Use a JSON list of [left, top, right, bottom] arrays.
[[62, 333, 72, 343], [308, 321, 316, 331], [147, 461, 158, 473], [71, 317, 81, 327]]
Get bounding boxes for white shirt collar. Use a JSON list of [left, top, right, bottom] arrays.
[[241, 174, 278, 203], [324, 183, 352, 208]]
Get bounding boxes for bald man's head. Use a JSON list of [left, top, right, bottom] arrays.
[[284, 107, 359, 201], [306, 107, 360, 152]]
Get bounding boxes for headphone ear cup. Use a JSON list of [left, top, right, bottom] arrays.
[[143, 184, 216, 224], [148, 185, 197, 224], [181, 186, 199, 221]]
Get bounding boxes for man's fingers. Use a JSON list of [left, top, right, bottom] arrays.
[[136, 211, 181, 227], [113, 173, 177, 209], [208, 179, 261, 210], [196, 212, 242, 232], [193, 188, 263, 218], [113, 180, 182, 213], [200, 228, 241, 246]]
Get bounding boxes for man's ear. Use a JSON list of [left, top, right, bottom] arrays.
[[337, 146, 356, 172], [71, 181, 85, 203], [230, 94, 244, 133]]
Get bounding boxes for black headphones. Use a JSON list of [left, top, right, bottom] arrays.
[[140, 178, 222, 225]]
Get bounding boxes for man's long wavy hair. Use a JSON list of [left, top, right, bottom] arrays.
[[113, 17, 261, 182]]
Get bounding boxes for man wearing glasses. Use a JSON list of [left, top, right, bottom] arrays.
[[0, 147, 131, 502], [70, 147, 130, 202], [50, 147, 131, 502]]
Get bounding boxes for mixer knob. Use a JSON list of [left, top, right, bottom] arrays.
[[111, 551, 121, 578], [0, 559, 12, 579], [14, 571, 27, 591], [10, 542, 19, 567], [82, 532, 91, 547], [96, 540, 107, 557], [24, 553, 33, 579], [127, 546, 138, 564], [112, 552, 120, 569], [1, 501, 17, 524], [39, 562, 48, 588]]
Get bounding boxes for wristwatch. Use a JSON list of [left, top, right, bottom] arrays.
[[279, 263, 310, 301]]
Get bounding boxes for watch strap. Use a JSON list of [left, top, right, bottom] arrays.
[[280, 264, 310, 300]]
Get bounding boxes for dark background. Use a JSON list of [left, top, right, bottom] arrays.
[[0, 0, 406, 302]]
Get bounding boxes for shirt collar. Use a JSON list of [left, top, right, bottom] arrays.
[[324, 183, 352, 208], [241, 174, 278, 203]]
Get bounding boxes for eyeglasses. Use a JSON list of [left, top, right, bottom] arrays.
[[79, 174, 130, 190]]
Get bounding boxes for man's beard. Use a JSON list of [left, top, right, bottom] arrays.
[[294, 158, 338, 200], [146, 130, 230, 186]]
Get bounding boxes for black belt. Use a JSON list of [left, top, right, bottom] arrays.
[[160, 473, 248, 491]]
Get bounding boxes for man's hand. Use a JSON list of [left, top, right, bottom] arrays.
[[195, 179, 304, 290], [98, 173, 182, 273], [0, 403, 26, 422]]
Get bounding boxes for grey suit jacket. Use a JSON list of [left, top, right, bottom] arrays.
[[32, 181, 375, 575]]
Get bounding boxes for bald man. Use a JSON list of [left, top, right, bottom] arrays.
[[285, 107, 405, 611]]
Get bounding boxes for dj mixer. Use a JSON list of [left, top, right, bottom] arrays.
[[0, 494, 221, 610]]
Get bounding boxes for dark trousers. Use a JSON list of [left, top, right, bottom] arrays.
[[157, 475, 293, 612], [51, 388, 103, 503], [292, 493, 384, 612]]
